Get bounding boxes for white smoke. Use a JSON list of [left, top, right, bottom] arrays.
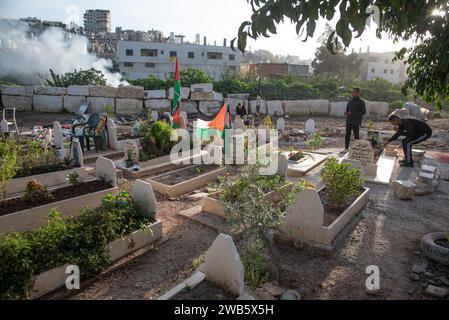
[[0, 20, 125, 86]]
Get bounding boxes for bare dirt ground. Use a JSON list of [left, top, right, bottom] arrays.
[[13, 112, 449, 300]]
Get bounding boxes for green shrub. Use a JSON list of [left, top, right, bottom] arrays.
[[45, 68, 107, 87], [139, 121, 174, 160], [0, 192, 149, 299], [321, 158, 365, 209], [389, 100, 405, 111], [129, 75, 168, 90], [22, 179, 54, 204], [0, 139, 18, 201], [306, 133, 322, 150]]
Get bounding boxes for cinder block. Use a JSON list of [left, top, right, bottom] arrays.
[[87, 97, 115, 113], [33, 95, 64, 113], [68, 85, 90, 96], [33, 86, 67, 96], [2, 95, 32, 111], [144, 90, 167, 99], [144, 99, 171, 111], [89, 86, 118, 98], [115, 98, 144, 114], [117, 86, 144, 99], [0, 85, 33, 96], [63, 96, 87, 113]]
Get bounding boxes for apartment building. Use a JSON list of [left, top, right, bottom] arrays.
[[83, 10, 111, 35], [243, 63, 310, 79], [358, 51, 408, 84], [117, 39, 241, 80]]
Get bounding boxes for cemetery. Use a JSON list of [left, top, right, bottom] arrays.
[[0, 83, 448, 301]]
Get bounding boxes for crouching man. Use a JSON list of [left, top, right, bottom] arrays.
[[384, 114, 432, 167]]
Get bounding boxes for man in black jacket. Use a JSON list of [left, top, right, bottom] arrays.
[[344, 88, 366, 150], [384, 114, 432, 167]]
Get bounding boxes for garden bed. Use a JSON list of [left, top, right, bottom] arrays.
[[6, 166, 88, 198], [319, 188, 366, 227], [148, 165, 227, 197], [0, 181, 118, 234], [171, 277, 236, 300], [30, 220, 162, 299]]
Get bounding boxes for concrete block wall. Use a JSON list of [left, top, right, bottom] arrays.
[[0, 84, 391, 118]]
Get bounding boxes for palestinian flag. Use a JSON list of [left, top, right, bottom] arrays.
[[171, 57, 182, 128], [196, 103, 231, 140]]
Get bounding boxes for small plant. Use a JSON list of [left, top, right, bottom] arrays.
[[288, 150, 305, 162], [22, 179, 54, 204], [104, 104, 114, 117], [241, 240, 269, 288], [0, 139, 18, 201], [306, 133, 322, 150], [66, 171, 81, 186], [321, 157, 365, 209], [263, 115, 273, 129], [193, 167, 202, 174], [367, 120, 375, 131]]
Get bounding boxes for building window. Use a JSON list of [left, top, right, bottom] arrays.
[[229, 54, 235, 61], [145, 62, 155, 68], [371, 68, 375, 73], [369, 57, 379, 63], [126, 49, 133, 56], [188, 52, 195, 59], [390, 69, 394, 74], [170, 51, 177, 57], [207, 52, 223, 60], [385, 59, 389, 64], [124, 62, 133, 67], [161, 50, 164, 55], [384, 69, 388, 74], [141, 49, 158, 57]]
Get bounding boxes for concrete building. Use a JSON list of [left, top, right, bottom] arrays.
[[83, 10, 111, 35], [358, 51, 408, 84], [117, 39, 241, 80], [243, 63, 310, 79]]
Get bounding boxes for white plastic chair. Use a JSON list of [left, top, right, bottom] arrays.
[[1, 108, 19, 134]]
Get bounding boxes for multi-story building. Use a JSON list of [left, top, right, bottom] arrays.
[[358, 51, 408, 84], [242, 63, 310, 79], [117, 38, 241, 80], [83, 9, 111, 36]]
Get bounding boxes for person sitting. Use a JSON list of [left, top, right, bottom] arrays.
[[235, 103, 249, 125], [384, 114, 432, 167]]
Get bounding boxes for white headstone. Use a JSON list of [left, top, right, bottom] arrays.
[[95, 156, 117, 187], [304, 119, 315, 134], [276, 118, 285, 131], [107, 118, 118, 150], [342, 159, 366, 176], [151, 111, 159, 121], [180, 111, 188, 125], [131, 179, 157, 219], [70, 138, 84, 168], [53, 121, 64, 149], [203, 234, 245, 297], [348, 140, 375, 167], [277, 153, 288, 178]]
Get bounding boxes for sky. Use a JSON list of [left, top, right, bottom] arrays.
[[0, 0, 414, 60]]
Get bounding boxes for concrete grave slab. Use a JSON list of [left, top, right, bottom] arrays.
[[96, 156, 118, 187], [203, 234, 245, 297], [393, 180, 416, 200], [281, 152, 328, 177], [131, 179, 157, 219]]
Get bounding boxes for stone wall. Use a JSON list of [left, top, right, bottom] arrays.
[[0, 84, 391, 118]]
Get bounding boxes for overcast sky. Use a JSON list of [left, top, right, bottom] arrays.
[[0, 0, 414, 59]]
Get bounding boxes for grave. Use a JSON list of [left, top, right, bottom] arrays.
[[158, 234, 253, 300], [342, 140, 396, 185], [275, 186, 371, 254], [280, 151, 328, 177], [276, 118, 286, 131], [304, 119, 315, 135]]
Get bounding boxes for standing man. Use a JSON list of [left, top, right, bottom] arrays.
[[384, 114, 432, 167], [344, 88, 366, 151]]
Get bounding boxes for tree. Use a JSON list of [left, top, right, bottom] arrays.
[[45, 68, 107, 87], [167, 66, 212, 87], [312, 45, 362, 78], [233, 1, 449, 107]]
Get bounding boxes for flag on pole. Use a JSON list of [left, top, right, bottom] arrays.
[[171, 57, 182, 128], [196, 103, 230, 139]]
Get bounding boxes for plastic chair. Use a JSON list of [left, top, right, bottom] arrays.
[[71, 113, 102, 154], [1, 108, 19, 135]]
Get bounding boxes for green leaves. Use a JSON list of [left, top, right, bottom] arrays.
[[45, 68, 107, 87]]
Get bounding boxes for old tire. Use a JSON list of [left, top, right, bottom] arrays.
[[421, 232, 449, 265]]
